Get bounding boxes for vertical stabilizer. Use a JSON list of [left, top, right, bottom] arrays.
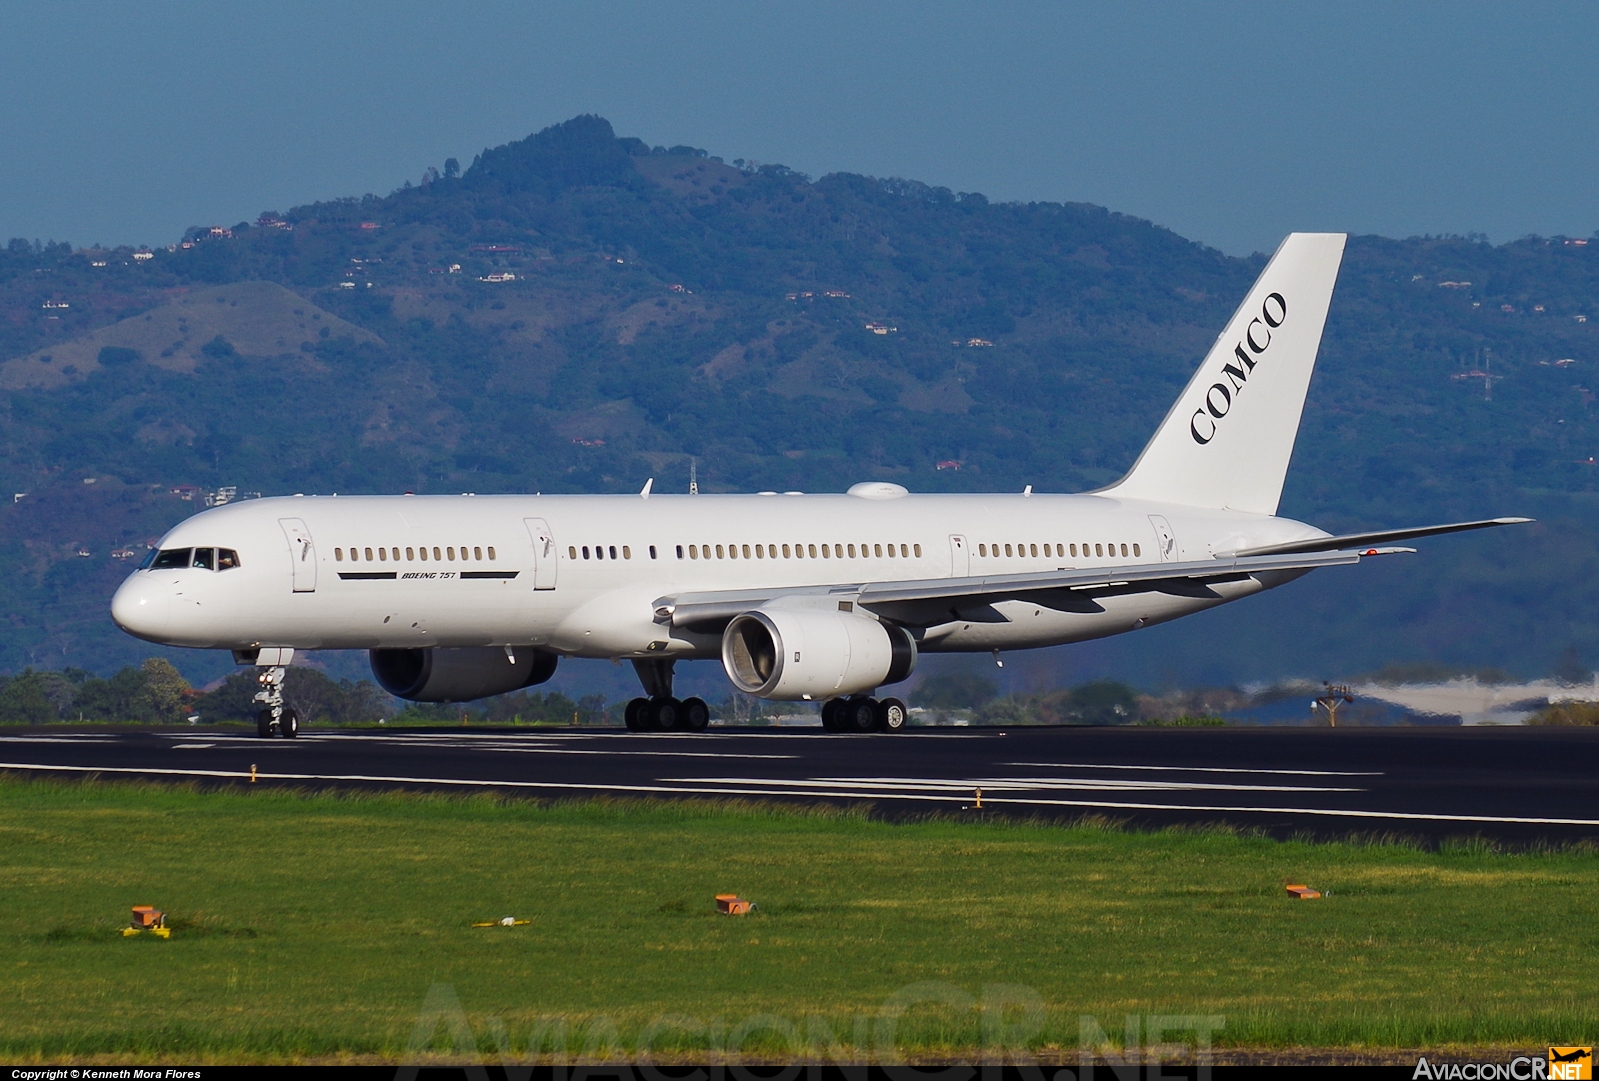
[[1104, 232, 1346, 515]]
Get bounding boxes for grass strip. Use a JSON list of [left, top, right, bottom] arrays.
[[1, 775, 1595, 1061]]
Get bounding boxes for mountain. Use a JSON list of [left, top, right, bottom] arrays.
[[2, 114, 1597, 691]]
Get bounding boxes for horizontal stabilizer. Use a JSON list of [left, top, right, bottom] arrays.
[[1224, 517, 1533, 558]]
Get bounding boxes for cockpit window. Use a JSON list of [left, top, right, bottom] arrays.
[[150, 548, 192, 570], [192, 547, 216, 570], [217, 549, 240, 570], [139, 548, 158, 570]]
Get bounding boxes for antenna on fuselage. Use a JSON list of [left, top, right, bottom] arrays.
[[689, 458, 698, 496]]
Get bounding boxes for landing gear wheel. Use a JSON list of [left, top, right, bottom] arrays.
[[877, 697, 908, 733], [257, 710, 275, 739], [280, 707, 299, 738], [843, 696, 879, 733], [649, 696, 681, 732], [680, 697, 710, 732], [624, 697, 648, 732], [820, 699, 842, 732]]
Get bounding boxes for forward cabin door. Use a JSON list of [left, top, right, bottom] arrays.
[[278, 517, 317, 592], [524, 518, 558, 590], [1148, 515, 1178, 562], [948, 534, 970, 577]]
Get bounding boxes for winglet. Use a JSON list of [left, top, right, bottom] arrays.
[[640, 478, 653, 499]]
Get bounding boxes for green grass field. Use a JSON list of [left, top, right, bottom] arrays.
[[2, 775, 1597, 1063]]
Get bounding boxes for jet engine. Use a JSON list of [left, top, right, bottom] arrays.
[[721, 607, 915, 701], [370, 646, 559, 702]]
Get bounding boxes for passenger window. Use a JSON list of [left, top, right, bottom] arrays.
[[335, 548, 344, 561], [474, 546, 482, 560], [688, 545, 698, 559], [676, 545, 684, 559], [217, 549, 240, 570], [379, 548, 387, 561], [716, 545, 725, 559], [913, 544, 921, 557], [1133, 543, 1141, 557], [1121, 543, 1129, 556], [433, 547, 441, 560], [1043, 544, 1051, 557], [873, 544, 882, 557], [806, 544, 815, 558], [419, 547, 429, 561], [821, 545, 830, 558], [488, 547, 496, 560], [365, 547, 375, 561], [405, 547, 413, 561], [1094, 544, 1103, 557], [623, 546, 631, 559], [979, 544, 986, 556], [782, 544, 791, 558], [1003, 544, 1011, 557], [448, 547, 457, 560], [192, 548, 215, 570], [151, 548, 191, 570], [1030, 543, 1038, 557], [742, 544, 751, 559], [1070, 544, 1077, 557], [569, 546, 577, 559]]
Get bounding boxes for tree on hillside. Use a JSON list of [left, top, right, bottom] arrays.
[[142, 658, 192, 722], [0, 669, 55, 724]]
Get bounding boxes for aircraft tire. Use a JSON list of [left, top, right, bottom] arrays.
[[280, 707, 299, 738], [681, 697, 710, 732], [624, 697, 648, 731], [820, 699, 841, 732], [877, 697, 908, 733], [256, 710, 275, 739], [649, 696, 681, 732], [843, 696, 879, 733]]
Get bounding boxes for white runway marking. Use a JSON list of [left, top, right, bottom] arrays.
[[0, 736, 115, 744], [290, 733, 796, 759], [1006, 761, 1383, 777], [0, 760, 1591, 827], [666, 775, 1362, 794], [171, 743, 215, 749]]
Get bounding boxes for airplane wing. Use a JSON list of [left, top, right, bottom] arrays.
[[1222, 517, 1532, 558], [657, 548, 1372, 633]]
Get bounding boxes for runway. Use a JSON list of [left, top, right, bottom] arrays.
[[4, 723, 1599, 843]]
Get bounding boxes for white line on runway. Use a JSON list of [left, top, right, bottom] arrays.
[[0, 737, 116, 744], [281, 734, 796, 758], [664, 775, 1361, 794], [171, 744, 215, 749], [1005, 761, 1383, 777], [0, 760, 1586, 827]]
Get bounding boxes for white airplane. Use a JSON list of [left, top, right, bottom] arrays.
[[111, 233, 1528, 738]]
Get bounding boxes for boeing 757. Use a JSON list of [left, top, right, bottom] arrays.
[[110, 233, 1529, 737]]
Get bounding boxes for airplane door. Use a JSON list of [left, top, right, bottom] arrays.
[[523, 518, 558, 590], [948, 534, 970, 577], [1148, 515, 1177, 562], [278, 517, 317, 592]]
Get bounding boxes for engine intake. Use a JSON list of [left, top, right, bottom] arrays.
[[370, 646, 559, 702], [721, 607, 915, 701]]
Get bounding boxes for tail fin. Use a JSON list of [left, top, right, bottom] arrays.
[[1105, 232, 1346, 515]]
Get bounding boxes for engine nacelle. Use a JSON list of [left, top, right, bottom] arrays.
[[721, 607, 915, 701], [370, 646, 559, 703]]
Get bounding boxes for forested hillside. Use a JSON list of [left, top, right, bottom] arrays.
[[2, 115, 1596, 689]]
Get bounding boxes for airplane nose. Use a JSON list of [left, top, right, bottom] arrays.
[[111, 574, 172, 642]]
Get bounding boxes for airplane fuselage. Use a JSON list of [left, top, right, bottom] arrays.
[[110, 490, 1325, 659]]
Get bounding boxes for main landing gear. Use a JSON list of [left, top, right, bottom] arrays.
[[821, 695, 908, 734], [251, 648, 299, 739], [624, 658, 709, 733]]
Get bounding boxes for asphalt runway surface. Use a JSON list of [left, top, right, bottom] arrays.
[[4, 723, 1599, 844]]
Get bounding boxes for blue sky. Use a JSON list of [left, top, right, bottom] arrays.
[[2, 1, 1596, 255]]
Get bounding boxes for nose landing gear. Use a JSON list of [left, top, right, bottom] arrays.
[[821, 695, 908, 733], [251, 648, 299, 739]]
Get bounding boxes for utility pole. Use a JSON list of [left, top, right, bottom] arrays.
[[1312, 683, 1354, 727]]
